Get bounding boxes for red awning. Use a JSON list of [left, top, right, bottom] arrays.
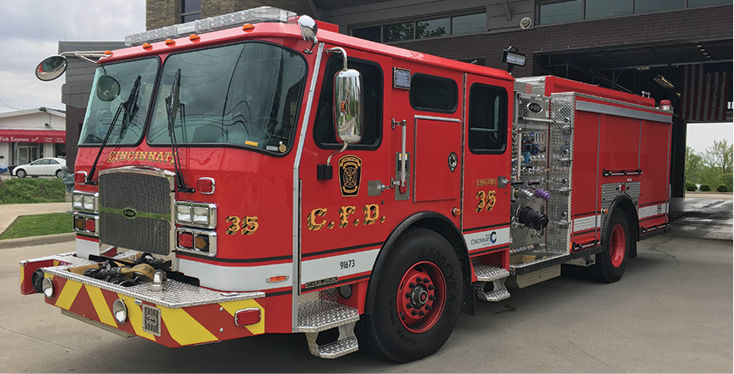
[[0, 130, 65, 144]]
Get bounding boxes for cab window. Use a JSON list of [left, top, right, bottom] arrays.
[[409, 73, 458, 113], [468, 83, 507, 154], [313, 57, 382, 149]]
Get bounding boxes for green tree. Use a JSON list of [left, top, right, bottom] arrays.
[[704, 139, 733, 174], [685, 146, 704, 183], [699, 166, 720, 189]]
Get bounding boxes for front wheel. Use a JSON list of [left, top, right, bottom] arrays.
[[16, 169, 26, 178], [356, 228, 462, 362], [589, 209, 631, 283]]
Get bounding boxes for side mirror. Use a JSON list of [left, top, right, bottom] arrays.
[[96, 75, 120, 102], [316, 47, 364, 181], [333, 68, 364, 145], [35, 56, 68, 81]]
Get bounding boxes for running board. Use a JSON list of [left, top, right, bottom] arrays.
[[473, 264, 511, 302], [297, 299, 359, 359]]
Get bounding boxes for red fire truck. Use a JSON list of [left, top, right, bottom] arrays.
[[22, 7, 672, 362]]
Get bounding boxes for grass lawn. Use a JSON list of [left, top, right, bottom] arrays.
[[0, 178, 66, 204], [0, 213, 73, 240]]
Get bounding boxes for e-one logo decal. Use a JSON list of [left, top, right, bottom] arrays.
[[469, 231, 497, 246], [122, 207, 137, 219], [339, 155, 361, 197]]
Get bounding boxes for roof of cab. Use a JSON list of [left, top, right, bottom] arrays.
[[103, 19, 513, 83]]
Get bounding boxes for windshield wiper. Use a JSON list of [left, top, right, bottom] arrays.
[[87, 75, 141, 184], [165, 69, 194, 193]]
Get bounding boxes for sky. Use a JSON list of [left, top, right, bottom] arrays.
[[0, 0, 730, 153], [0, 0, 145, 113]]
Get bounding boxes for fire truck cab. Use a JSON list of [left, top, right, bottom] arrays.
[[22, 7, 672, 362]]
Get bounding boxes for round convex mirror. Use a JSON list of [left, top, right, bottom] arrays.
[[35, 56, 67, 81], [96, 75, 120, 102]]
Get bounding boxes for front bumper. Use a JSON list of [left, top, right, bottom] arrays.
[[20, 252, 265, 347]]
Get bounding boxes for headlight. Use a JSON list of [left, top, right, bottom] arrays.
[[176, 202, 216, 229], [193, 206, 210, 225], [176, 204, 193, 224], [72, 194, 83, 210], [82, 195, 95, 211], [72, 192, 97, 213]]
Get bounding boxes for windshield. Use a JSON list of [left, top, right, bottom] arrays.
[[80, 58, 158, 145], [147, 42, 307, 153]]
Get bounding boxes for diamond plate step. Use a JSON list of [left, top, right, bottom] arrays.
[[474, 264, 510, 282], [475, 285, 511, 302], [297, 300, 360, 359], [296, 301, 359, 333], [474, 264, 511, 302], [305, 323, 359, 359]]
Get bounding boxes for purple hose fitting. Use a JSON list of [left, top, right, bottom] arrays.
[[534, 188, 551, 201]]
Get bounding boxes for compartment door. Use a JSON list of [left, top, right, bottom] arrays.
[[413, 116, 462, 205]]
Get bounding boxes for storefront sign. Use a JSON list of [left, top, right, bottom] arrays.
[[0, 130, 65, 143]]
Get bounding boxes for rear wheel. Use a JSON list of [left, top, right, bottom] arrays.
[[16, 169, 26, 178], [356, 228, 462, 362], [55, 169, 63, 178], [589, 209, 631, 283]]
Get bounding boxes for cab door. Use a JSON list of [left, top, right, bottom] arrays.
[[461, 75, 513, 260]]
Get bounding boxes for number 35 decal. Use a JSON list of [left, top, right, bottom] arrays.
[[225, 216, 259, 235], [476, 190, 496, 212]]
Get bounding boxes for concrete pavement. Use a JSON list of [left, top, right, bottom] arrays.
[[2, 228, 731, 372]]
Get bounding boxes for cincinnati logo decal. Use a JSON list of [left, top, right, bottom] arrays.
[[338, 155, 362, 197]]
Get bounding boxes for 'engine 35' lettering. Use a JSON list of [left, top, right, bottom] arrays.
[[307, 204, 386, 231]]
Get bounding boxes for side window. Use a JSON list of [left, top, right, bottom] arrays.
[[313, 57, 383, 149], [48, 159, 59, 165], [468, 83, 508, 154], [409, 73, 458, 113]]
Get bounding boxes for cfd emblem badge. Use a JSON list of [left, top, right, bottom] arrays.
[[338, 155, 362, 197]]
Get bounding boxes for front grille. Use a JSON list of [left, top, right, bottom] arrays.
[[99, 169, 173, 255]]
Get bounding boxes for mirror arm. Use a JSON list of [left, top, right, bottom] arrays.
[[59, 51, 111, 64], [325, 142, 348, 167], [326, 47, 348, 70]]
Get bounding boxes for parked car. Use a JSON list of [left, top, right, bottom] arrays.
[[13, 157, 67, 178]]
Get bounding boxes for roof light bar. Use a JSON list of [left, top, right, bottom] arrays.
[[124, 6, 296, 46]]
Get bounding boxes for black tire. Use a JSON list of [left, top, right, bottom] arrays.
[[589, 209, 631, 283], [356, 228, 462, 362], [55, 169, 63, 178], [16, 169, 26, 178]]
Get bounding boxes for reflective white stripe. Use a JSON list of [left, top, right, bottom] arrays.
[[573, 215, 602, 233], [301, 248, 381, 285], [639, 203, 669, 219], [464, 227, 510, 252], [178, 259, 292, 292]]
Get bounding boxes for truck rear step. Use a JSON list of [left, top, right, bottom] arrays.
[[296, 290, 359, 359], [473, 264, 511, 302]]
